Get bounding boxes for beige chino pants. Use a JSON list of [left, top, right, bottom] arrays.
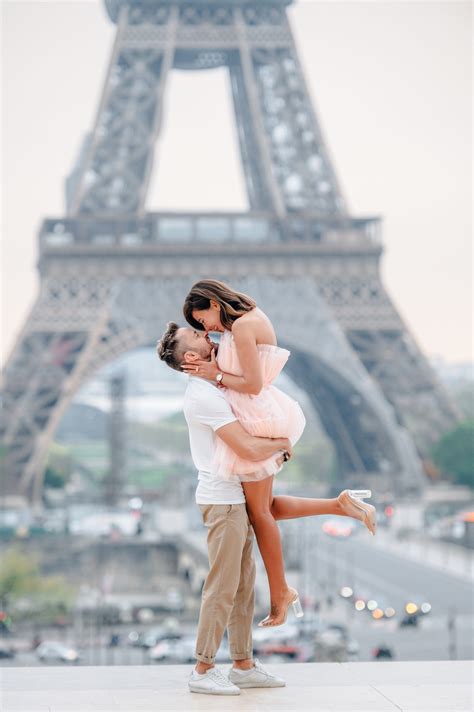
[[195, 503, 256, 664]]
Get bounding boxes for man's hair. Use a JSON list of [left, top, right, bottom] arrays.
[[156, 322, 186, 372]]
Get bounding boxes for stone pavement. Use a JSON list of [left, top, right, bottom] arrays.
[[1, 660, 472, 711]]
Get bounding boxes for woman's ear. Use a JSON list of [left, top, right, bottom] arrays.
[[210, 299, 220, 311]]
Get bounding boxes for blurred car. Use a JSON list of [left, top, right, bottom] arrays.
[[69, 510, 138, 537], [322, 519, 357, 538], [372, 645, 394, 660], [399, 599, 431, 626], [313, 625, 359, 663], [148, 636, 231, 664], [42, 510, 68, 533], [127, 630, 144, 647], [298, 611, 324, 637], [36, 641, 81, 663], [0, 645, 15, 659], [373, 495, 395, 529], [343, 587, 397, 621], [139, 623, 182, 648], [346, 638, 360, 661], [252, 622, 299, 646], [257, 643, 301, 661], [149, 637, 195, 663], [164, 588, 184, 613]]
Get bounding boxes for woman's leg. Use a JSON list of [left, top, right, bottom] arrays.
[[270, 495, 345, 521], [242, 477, 291, 619], [270, 491, 375, 534]]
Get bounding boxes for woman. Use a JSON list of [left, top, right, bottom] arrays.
[[181, 279, 375, 627]]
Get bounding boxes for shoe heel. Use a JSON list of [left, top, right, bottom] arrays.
[[292, 596, 304, 619], [349, 489, 372, 500]]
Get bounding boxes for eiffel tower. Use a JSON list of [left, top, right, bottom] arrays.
[[1, 0, 458, 506]]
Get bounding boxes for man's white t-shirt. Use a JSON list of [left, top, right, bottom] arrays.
[[183, 376, 245, 505]]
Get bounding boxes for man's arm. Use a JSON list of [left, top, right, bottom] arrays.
[[216, 420, 291, 462]]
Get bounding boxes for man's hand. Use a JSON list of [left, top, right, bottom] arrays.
[[181, 349, 220, 381]]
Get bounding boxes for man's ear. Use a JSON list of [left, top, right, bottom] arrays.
[[182, 350, 200, 364]]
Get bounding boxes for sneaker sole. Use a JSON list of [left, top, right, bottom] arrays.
[[188, 685, 240, 696], [229, 679, 286, 688]]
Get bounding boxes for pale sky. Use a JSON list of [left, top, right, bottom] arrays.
[[1, 1, 472, 366]]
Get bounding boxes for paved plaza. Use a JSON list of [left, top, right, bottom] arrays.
[[1, 660, 472, 711]]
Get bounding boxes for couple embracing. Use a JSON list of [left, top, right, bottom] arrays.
[[157, 279, 376, 696]]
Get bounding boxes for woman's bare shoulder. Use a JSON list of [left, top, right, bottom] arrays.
[[232, 308, 276, 343], [232, 308, 264, 330], [231, 313, 256, 335]]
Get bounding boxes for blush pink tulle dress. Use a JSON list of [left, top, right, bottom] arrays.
[[212, 329, 306, 482]]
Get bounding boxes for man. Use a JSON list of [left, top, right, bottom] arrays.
[[157, 322, 288, 695]]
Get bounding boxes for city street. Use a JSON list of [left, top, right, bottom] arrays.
[[295, 520, 473, 661]]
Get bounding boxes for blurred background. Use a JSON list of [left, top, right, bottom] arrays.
[[1, 0, 472, 670]]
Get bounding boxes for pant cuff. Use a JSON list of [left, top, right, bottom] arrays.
[[230, 651, 253, 661], [195, 652, 216, 664]]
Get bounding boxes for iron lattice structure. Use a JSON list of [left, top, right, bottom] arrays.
[[1, 0, 458, 505]]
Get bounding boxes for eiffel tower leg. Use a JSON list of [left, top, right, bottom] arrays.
[[234, 8, 286, 217], [346, 327, 460, 453], [315, 262, 460, 453], [0, 277, 142, 507], [235, 10, 347, 216], [228, 61, 274, 211], [69, 5, 178, 215]]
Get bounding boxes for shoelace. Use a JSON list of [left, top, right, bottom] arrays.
[[207, 667, 235, 687], [232, 660, 270, 678], [253, 659, 272, 677]]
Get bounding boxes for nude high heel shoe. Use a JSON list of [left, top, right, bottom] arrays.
[[337, 489, 377, 535], [258, 587, 304, 628]]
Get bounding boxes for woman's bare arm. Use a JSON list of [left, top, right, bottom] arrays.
[[217, 318, 263, 395]]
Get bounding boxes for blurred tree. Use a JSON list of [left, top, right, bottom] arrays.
[[431, 420, 474, 488], [27, 575, 76, 626], [44, 466, 66, 489], [44, 442, 73, 489], [0, 549, 40, 609], [0, 549, 76, 623]]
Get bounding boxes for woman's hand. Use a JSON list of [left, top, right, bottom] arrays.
[[181, 349, 220, 382]]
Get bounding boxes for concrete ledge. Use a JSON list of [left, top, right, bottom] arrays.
[[1, 660, 472, 711]]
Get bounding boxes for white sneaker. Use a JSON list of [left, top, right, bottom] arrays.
[[188, 666, 241, 695], [228, 658, 286, 688]]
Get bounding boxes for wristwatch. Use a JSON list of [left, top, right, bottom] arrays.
[[216, 372, 224, 384]]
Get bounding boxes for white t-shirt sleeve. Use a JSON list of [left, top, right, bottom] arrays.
[[190, 388, 237, 432]]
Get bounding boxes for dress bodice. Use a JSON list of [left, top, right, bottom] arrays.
[[217, 330, 290, 387]]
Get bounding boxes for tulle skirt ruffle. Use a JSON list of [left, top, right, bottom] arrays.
[[212, 384, 306, 482]]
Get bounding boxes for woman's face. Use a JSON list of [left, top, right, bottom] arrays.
[[192, 301, 224, 333]]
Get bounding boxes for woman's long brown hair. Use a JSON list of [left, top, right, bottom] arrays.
[[183, 279, 256, 331]]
